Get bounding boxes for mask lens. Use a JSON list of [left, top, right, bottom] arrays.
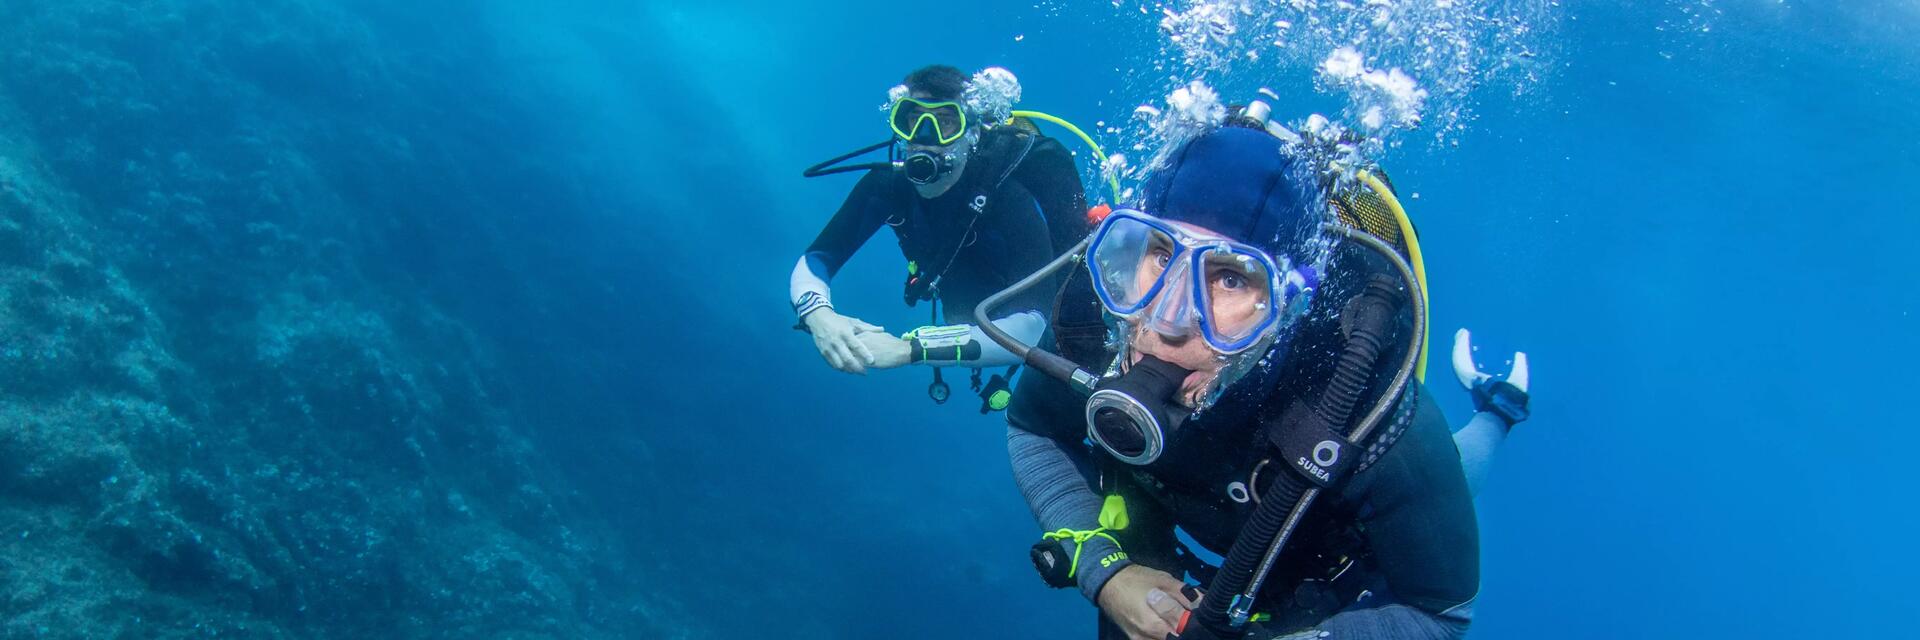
[[1196, 247, 1280, 349], [932, 106, 963, 137], [1089, 215, 1178, 315]]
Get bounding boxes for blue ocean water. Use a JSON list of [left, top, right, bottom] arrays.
[[1, 1, 1914, 638]]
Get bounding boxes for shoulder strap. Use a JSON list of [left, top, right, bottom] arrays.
[[964, 127, 1037, 216], [914, 128, 1038, 299]]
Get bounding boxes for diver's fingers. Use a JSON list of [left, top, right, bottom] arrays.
[[851, 318, 886, 334], [826, 335, 859, 373], [1451, 328, 1487, 390], [1147, 588, 1181, 618], [838, 355, 862, 374], [851, 335, 876, 365], [822, 342, 848, 371], [1508, 351, 1530, 392], [1180, 584, 1203, 607], [836, 340, 867, 375]]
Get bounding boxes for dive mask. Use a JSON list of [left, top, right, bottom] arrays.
[[1088, 209, 1307, 354], [890, 97, 970, 145]]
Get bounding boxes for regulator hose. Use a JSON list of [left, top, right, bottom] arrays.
[[802, 138, 897, 178], [974, 236, 1101, 394], [1316, 276, 1401, 432]]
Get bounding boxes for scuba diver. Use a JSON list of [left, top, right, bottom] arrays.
[[793, 64, 1109, 412], [975, 111, 1533, 639]]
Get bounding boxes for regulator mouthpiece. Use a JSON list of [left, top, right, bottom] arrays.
[[1085, 354, 1192, 465], [904, 151, 950, 185]]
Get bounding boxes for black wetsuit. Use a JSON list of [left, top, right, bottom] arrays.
[[1007, 253, 1479, 639], [794, 128, 1089, 368], [804, 166, 1053, 324]]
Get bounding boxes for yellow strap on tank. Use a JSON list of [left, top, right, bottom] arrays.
[[1010, 110, 1124, 203], [1355, 170, 1429, 382]]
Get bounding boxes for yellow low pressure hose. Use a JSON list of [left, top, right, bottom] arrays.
[[1011, 110, 1124, 203], [1356, 170, 1430, 382]]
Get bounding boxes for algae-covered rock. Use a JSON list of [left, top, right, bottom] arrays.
[[0, 2, 683, 637]]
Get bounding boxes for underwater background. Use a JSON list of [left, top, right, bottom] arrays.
[[0, 0, 1914, 638]]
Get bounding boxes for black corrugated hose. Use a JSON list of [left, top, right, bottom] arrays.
[[1185, 274, 1403, 639]]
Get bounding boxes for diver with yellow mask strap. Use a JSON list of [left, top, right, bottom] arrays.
[[791, 65, 1102, 412], [986, 113, 1534, 639]]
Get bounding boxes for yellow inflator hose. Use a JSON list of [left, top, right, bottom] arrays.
[[1355, 170, 1429, 382], [1011, 110, 1124, 203]]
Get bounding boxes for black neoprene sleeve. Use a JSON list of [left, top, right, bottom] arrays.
[[801, 169, 894, 278]]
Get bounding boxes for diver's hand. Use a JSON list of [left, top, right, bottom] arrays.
[[1452, 328, 1532, 426], [856, 332, 912, 370], [1096, 565, 1195, 640], [803, 309, 885, 374]]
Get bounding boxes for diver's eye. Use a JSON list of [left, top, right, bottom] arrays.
[[1149, 248, 1172, 271], [1212, 270, 1247, 291]]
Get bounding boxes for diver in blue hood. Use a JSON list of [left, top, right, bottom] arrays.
[[982, 115, 1532, 639]]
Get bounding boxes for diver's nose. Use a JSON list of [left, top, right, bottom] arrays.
[[1143, 278, 1196, 338]]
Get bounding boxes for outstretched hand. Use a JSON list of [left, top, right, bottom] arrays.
[[803, 309, 886, 374], [1097, 565, 1197, 640]]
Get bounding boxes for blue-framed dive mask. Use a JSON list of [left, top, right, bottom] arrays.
[[1086, 209, 1309, 355]]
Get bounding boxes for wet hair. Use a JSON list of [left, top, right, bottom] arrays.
[[903, 65, 968, 101]]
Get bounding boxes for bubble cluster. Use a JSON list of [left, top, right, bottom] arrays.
[[964, 67, 1024, 124], [1159, 2, 1246, 71], [1120, 0, 1557, 152], [1125, 80, 1229, 179]]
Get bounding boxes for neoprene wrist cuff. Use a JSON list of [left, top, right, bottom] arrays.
[[793, 292, 832, 319], [1471, 379, 1530, 427], [1074, 536, 1131, 605]]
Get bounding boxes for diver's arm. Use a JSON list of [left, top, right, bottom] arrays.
[[789, 170, 894, 318], [795, 172, 899, 373], [902, 311, 1045, 369], [789, 253, 837, 318], [1007, 423, 1132, 604]]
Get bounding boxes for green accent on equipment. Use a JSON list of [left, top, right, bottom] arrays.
[[1038, 494, 1131, 579], [891, 98, 969, 145], [1010, 109, 1123, 203], [1098, 494, 1129, 530]]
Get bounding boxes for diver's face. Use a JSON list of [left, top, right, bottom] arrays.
[[905, 91, 972, 197], [903, 90, 969, 153], [1124, 221, 1272, 406]]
